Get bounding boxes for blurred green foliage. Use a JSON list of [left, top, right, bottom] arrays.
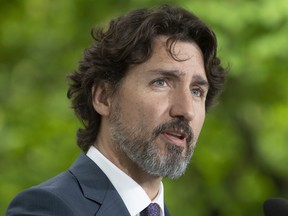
[[1, 0, 288, 215]]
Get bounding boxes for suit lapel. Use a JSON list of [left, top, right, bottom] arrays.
[[69, 154, 171, 216], [94, 183, 132, 216], [69, 154, 130, 216]]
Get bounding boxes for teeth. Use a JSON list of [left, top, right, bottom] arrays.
[[175, 134, 182, 138], [167, 132, 183, 139]]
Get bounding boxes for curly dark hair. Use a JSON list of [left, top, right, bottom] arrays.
[[67, 4, 228, 152]]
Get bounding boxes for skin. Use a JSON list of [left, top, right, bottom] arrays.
[[92, 36, 208, 200]]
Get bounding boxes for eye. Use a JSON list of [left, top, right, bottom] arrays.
[[152, 79, 167, 87], [192, 87, 203, 97]]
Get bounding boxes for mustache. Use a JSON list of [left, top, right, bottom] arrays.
[[153, 118, 193, 144]]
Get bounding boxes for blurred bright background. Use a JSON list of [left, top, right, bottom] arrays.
[[0, 0, 288, 215]]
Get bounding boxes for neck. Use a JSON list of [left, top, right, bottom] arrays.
[[124, 161, 162, 200], [134, 174, 162, 200]]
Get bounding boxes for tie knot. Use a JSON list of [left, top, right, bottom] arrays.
[[140, 203, 161, 216]]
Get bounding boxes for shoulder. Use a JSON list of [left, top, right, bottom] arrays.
[[6, 184, 77, 216], [164, 203, 171, 216], [6, 170, 99, 216], [5, 154, 125, 216]]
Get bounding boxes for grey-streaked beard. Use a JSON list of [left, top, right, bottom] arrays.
[[109, 105, 196, 179]]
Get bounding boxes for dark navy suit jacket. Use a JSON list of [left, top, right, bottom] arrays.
[[6, 154, 171, 216]]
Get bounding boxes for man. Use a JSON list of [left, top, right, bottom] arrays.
[[6, 4, 227, 216]]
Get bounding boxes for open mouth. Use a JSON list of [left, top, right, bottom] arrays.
[[160, 129, 189, 148], [164, 131, 187, 140]]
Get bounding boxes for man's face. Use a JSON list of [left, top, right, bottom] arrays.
[[109, 37, 208, 179]]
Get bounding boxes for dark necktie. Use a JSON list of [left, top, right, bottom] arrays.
[[140, 203, 161, 216]]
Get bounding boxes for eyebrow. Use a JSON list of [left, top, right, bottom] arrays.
[[148, 69, 185, 78], [148, 69, 209, 89], [193, 74, 209, 89]]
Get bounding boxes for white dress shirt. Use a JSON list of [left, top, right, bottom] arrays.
[[87, 146, 165, 216]]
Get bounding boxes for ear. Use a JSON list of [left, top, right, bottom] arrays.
[[92, 82, 112, 117]]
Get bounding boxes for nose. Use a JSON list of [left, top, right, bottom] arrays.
[[169, 89, 195, 122]]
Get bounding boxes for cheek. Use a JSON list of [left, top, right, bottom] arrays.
[[193, 111, 206, 137], [118, 96, 154, 123], [115, 84, 170, 129], [127, 100, 166, 131]]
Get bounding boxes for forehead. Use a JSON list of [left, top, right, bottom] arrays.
[[128, 36, 207, 80]]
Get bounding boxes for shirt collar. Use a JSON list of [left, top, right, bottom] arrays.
[[86, 146, 165, 216]]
